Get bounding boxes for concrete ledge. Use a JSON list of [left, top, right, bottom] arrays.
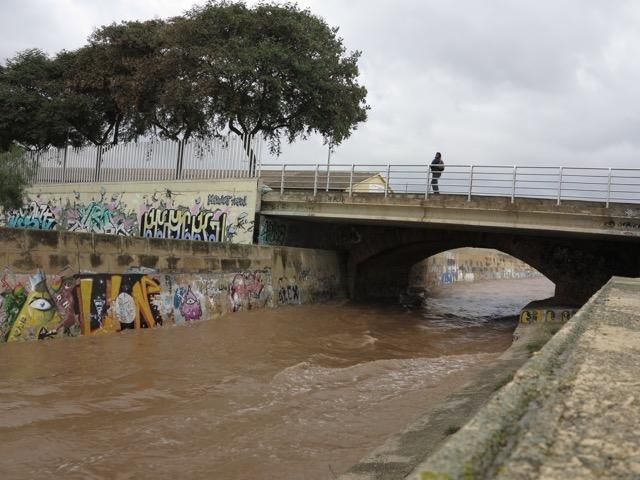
[[411, 276, 640, 479]]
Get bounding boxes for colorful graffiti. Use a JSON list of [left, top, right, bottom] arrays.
[[0, 262, 335, 344], [66, 195, 137, 236], [77, 274, 163, 334], [140, 208, 227, 242], [174, 286, 203, 323], [0, 270, 163, 342], [228, 271, 271, 312], [7, 201, 57, 230], [1, 184, 257, 244], [519, 308, 575, 324]]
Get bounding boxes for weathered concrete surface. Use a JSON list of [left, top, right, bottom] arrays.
[[410, 276, 640, 480], [0, 226, 347, 308], [261, 191, 640, 239]]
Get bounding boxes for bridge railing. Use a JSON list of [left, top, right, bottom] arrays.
[[258, 163, 640, 206]]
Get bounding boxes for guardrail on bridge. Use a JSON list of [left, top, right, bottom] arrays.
[[259, 163, 640, 207]]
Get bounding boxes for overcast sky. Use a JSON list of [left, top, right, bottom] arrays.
[[2, 0, 639, 168]]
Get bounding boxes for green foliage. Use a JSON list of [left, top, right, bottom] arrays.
[[0, 1, 369, 153], [0, 50, 71, 151], [0, 147, 29, 209], [177, 0, 369, 153]]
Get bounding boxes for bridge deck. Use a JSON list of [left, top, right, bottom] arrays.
[[260, 190, 640, 239]]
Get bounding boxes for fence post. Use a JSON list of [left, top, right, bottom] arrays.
[[348, 164, 355, 197], [468, 165, 475, 201], [175, 140, 184, 180], [94, 145, 103, 182], [425, 166, 431, 200], [384, 163, 391, 198], [313, 163, 319, 197], [280, 164, 286, 196], [511, 165, 517, 203], [606, 167, 612, 208], [62, 145, 68, 183], [557, 166, 564, 206], [256, 139, 262, 179], [325, 164, 331, 192]]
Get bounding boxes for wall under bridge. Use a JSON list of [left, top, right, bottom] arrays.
[[257, 216, 640, 306], [0, 227, 346, 343]]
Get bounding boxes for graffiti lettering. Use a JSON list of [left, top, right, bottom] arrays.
[[226, 212, 254, 242], [258, 218, 286, 245], [67, 201, 136, 236], [207, 194, 247, 207], [141, 208, 227, 242], [278, 277, 300, 305], [604, 220, 640, 233], [7, 202, 57, 230]]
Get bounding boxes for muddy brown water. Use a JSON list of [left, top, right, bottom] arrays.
[[0, 277, 554, 479]]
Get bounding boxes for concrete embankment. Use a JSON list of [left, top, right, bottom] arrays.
[[0, 227, 346, 342], [410, 276, 640, 479]]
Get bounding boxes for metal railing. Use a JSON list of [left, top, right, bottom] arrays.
[[1, 135, 263, 184], [259, 163, 640, 206]]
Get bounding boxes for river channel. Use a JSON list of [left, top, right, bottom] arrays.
[[0, 277, 554, 479]]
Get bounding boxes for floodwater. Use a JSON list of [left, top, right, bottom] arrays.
[[0, 277, 554, 479]]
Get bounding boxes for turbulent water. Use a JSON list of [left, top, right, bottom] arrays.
[[0, 277, 554, 479]]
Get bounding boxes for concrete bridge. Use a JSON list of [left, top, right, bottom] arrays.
[[258, 189, 640, 305]]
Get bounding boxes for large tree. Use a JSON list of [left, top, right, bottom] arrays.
[[0, 49, 72, 151], [173, 1, 369, 154], [1, 1, 369, 157]]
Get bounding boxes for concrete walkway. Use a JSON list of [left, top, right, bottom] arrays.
[[412, 276, 640, 479]]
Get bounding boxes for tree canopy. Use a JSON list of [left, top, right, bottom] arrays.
[[0, 1, 369, 154]]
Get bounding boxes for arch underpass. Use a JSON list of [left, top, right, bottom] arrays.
[[257, 215, 640, 307]]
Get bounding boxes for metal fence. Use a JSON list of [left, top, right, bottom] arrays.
[[1, 135, 263, 184], [259, 163, 640, 207]]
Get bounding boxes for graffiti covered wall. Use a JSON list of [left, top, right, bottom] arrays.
[[0, 179, 258, 244], [0, 262, 341, 344]]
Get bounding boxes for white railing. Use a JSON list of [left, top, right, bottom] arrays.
[[1, 136, 263, 184], [259, 163, 640, 207]]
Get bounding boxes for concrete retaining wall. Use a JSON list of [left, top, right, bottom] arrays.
[[0, 227, 345, 343], [0, 178, 258, 244], [410, 276, 640, 479]]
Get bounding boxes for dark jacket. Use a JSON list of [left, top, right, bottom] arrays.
[[430, 157, 444, 177]]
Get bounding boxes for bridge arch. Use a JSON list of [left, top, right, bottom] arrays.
[[256, 214, 639, 307], [348, 226, 632, 306]]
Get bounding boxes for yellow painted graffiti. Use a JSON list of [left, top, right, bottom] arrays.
[[519, 308, 576, 325], [7, 290, 60, 342]]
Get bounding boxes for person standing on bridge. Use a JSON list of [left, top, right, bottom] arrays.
[[430, 152, 445, 194]]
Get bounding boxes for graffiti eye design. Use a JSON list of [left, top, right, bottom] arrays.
[[30, 298, 53, 311], [185, 297, 197, 305]]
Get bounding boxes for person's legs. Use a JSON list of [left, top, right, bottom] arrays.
[[431, 177, 439, 194]]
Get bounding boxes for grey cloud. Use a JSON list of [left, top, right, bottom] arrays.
[[2, 0, 640, 167]]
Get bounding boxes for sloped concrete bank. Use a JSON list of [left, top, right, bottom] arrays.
[[407, 276, 640, 479], [337, 314, 555, 480], [339, 278, 639, 480]]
